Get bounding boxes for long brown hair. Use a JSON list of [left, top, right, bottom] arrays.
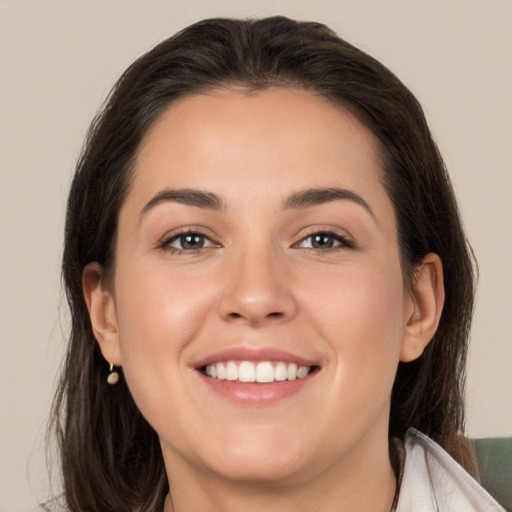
[[50, 16, 476, 511]]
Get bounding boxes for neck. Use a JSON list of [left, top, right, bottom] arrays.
[[162, 431, 397, 512]]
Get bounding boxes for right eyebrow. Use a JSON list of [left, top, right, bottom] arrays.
[[139, 188, 225, 219]]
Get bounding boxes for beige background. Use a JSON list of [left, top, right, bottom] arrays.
[[0, 1, 511, 510]]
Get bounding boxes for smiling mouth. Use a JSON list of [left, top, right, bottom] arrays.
[[200, 360, 318, 383]]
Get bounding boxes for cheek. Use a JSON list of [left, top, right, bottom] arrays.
[[113, 262, 214, 381], [307, 260, 406, 387], [111, 264, 221, 439]]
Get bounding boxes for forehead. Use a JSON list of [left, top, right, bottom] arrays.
[[131, 88, 385, 201]]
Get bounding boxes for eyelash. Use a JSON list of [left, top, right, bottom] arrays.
[[295, 231, 354, 252], [159, 228, 354, 255], [159, 229, 217, 255]]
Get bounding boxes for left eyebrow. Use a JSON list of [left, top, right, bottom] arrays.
[[282, 187, 376, 219]]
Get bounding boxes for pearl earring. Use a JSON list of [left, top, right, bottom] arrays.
[[107, 363, 119, 385]]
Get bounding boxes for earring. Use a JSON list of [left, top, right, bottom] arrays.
[[107, 363, 119, 385]]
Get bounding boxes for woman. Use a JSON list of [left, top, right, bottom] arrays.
[[48, 16, 505, 511]]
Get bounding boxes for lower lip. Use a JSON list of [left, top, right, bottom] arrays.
[[198, 372, 315, 405]]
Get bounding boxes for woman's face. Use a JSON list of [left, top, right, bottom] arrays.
[[89, 88, 434, 485]]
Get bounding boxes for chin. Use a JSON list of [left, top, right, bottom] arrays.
[[210, 453, 310, 485], [193, 428, 319, 485]]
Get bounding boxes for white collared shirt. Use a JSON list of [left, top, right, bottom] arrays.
[[396, 429, 506, 511]]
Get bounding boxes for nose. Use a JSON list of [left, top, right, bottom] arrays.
[[217, 245, 297, 326]]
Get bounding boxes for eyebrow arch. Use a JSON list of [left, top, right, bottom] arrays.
[[140, 188, 225, 218], [283, 187, 376, 219]]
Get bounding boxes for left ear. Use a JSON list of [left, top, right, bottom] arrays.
[[401, 253, 445, 362]]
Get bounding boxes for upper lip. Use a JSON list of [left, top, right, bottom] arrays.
[[194, 346, 319, 369]]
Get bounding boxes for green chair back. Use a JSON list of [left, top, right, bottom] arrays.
[[473, 437, 512, 511]]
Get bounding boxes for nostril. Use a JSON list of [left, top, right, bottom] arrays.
[[226, 310, 284, 323]]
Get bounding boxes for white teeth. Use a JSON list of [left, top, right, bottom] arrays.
[[203, 360, 313, 383], [226, 361, 238, 381], [297, 366, 309, 378], [216, 362, 226, 380], [256, 361, 274, 383], [274, 362, 287, 381], [239, 361, 256, 382], [287, 363, 297, 381]]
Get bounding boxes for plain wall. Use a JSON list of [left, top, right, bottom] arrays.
[[1, 1, 511, 510]]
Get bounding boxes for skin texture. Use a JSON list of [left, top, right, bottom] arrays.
[[83, 88, 444, 512]]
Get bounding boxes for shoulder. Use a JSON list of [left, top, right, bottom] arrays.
[[395, 429, 506, 512], [32, 500, 68, 512]]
